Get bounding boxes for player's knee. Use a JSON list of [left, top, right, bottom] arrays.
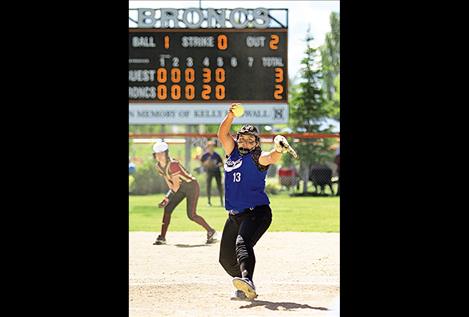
[[219, 255, 227, 267], [219, 257, 240, 277], [187, 212, 196, 221], [218, 254, 229, 267]]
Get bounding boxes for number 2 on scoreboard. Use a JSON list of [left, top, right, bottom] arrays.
[[274, 84, 283, 100]]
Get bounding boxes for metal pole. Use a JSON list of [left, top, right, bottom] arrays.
[[185, 125, 192, 172]]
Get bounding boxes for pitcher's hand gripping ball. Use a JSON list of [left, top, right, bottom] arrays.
[[230, 103, 244, 117], [274, 135, 299, 159]]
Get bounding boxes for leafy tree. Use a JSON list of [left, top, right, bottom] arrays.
[[320, 12, 340, 120], [285, 29, 337, 193]]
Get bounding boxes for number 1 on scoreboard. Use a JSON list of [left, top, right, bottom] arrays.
[[164, 35, 170, 49]]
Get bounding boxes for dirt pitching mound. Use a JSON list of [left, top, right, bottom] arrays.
[[130, 232, 339, 317]]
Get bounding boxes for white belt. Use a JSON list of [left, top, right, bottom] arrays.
[[228, 207, 254, 215]]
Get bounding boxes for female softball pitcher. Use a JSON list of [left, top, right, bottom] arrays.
[[217, 103, 294, 300], [152, 140, 216, 245]]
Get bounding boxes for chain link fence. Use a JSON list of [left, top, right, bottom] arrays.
[[129, 136, 339, 197]]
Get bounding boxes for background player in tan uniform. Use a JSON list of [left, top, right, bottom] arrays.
[[152, 141, 216, 245]]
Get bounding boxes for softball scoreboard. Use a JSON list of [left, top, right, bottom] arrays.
[[129, 8, 289, 124]]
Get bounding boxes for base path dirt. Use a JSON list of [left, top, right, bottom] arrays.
[[130, 231, 340, 317]]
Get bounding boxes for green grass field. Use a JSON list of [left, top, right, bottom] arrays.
[[129, 193, 339, 232]]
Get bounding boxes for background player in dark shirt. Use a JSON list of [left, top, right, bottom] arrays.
[[200, 141, 224, 207]]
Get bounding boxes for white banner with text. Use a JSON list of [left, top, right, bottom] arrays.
[[129, 103, 288, 124]]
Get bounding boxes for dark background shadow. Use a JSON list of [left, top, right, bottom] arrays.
[[174, 244, 209, 248], [239, 299, 329, 311]]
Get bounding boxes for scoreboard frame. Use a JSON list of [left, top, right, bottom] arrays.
[[129, 28, 288, 104]]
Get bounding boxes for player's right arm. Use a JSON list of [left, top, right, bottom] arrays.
[[217, 104, 237, 155], [201, 154, 212, 169], [158, 169, 179, 208], [157, 177, 173, 208], [215, 152, 224, 167]]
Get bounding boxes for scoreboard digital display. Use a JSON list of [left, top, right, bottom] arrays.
[[129, 29, 288, 103]]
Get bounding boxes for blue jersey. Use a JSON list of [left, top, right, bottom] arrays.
[[224, 144, 270, 213]]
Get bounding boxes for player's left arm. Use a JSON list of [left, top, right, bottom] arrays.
[[258, 149, 283, 166], [259, 135, 295, 166]]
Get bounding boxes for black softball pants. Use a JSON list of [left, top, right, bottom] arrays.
[[219, 204, 272, 282]]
